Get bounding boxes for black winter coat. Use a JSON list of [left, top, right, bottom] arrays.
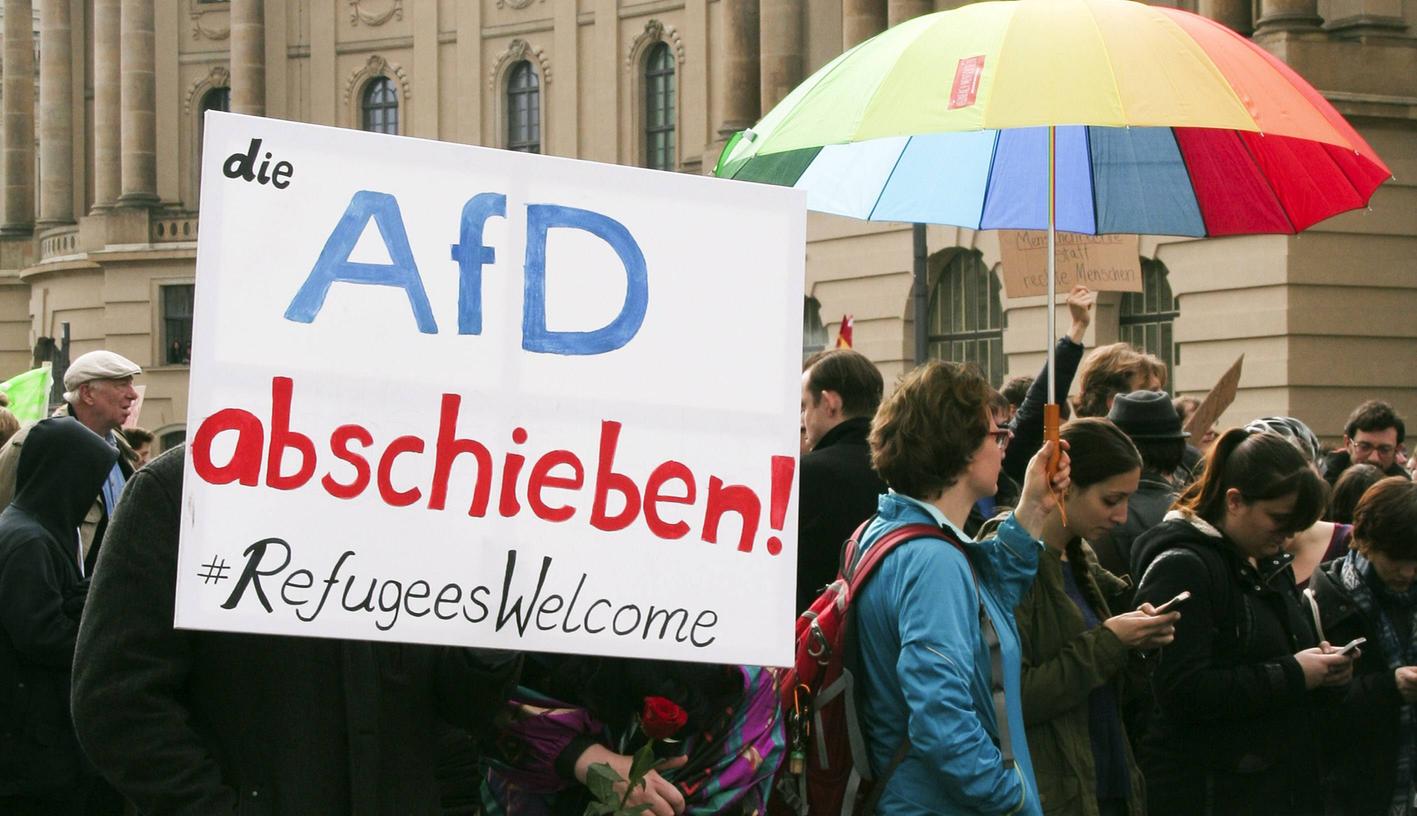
[[0, 417, 117, 797], [796, 416, 885, 612], [1309, 559, 1408, 816], [1131, 515, 1331, 816], [71, 446, 523, 816]]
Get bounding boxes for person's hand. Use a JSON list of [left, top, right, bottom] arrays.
[[1066, 286, 1097, 343], [1395, 666, 1417, 703], [1014, 439, 1071, 538], [1295, 644, 1356, 690], [1104, 608, 1180, 650], [575, 745, 686, 816]]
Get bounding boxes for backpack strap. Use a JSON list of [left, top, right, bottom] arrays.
[[982, 606, 1015, 770], [858, 739, 911, 816], [843, 523, 943, 589]]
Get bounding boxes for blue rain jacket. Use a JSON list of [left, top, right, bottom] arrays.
[[855, 492, 1043, 815]]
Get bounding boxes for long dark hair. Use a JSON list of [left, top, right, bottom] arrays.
[[1060, 418, 1141, 614], [1174, 427, 1329, 533]]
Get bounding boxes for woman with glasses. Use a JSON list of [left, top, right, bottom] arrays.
[[1130, 430, 1354, 815], [854, 360, 1069, 815]]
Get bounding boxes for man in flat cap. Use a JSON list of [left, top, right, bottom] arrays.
[[0, 350, 142, 573]]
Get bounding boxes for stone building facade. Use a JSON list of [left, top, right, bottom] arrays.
[[0, 0, 1412, 452]]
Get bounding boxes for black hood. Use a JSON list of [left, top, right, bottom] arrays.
[[12, 416, 119, 538], [1131, 513, 1220, 582]]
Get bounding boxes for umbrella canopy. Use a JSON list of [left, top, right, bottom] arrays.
[[715, 0, 1391, 237]]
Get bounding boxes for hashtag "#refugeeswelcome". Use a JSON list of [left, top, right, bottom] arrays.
[[217, 537, 721, 646]]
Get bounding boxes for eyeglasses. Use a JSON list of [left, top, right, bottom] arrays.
[[1352, 441, 1396, 456], [988, 428, 1014, 450]]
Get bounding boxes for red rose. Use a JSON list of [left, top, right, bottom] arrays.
[[641, 696, 688, 741]]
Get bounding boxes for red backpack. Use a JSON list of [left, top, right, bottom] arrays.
[[770, 519, 1013, 816]]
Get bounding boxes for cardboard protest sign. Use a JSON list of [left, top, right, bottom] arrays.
[[997, 230, 1142, 298], [1184, 355, 1245, 436], [178, 112, 805, 667]]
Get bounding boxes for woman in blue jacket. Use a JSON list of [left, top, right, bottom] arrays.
[[856, 360, 1070, 815]]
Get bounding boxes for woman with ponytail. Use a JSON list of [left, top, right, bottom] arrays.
[[1009, 418, 1178, 816], [1130, 428, 1354, 815]]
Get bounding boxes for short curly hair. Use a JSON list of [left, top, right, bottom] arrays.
[[1344, 400, 1406, 445], [1352, 477, 1417, 560], [870, 361, 991, 501]]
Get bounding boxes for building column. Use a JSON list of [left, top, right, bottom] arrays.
[[2, 0, 36, 235], [38, 0, 75, 227], [1254, 0, 1322, 33], [231, 0, 265, 116], [843, 0, 887, 50], [887, 0, 932, 27], [92, 0, 120, 212], [759, 0, 803, 113], [118, 0, 159, 207], [1199, 0, 1252, 34], [717, 0, 760, 139]]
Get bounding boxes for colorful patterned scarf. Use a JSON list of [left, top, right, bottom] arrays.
[[1341, 549, 1417, 815]]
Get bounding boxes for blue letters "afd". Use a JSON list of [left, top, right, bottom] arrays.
[[283, 191, 649, 356]]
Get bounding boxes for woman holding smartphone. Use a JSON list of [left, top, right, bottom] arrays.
[[1131, 429, 1353, 816], [1009, 419, 1179, 816], [1311, 476, 1417, 815]]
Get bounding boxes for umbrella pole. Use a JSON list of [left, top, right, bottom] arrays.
[[1045, 126, 1065, 511], [913, 222, 928, 365], [1047, 126, 1057, 407]]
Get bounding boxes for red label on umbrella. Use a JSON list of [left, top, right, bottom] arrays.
[[949, 56, 986, 110]]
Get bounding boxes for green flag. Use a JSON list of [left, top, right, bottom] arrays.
[[0, 365, 54, 422]]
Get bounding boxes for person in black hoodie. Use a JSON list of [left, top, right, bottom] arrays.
[[1310, 476, 1417, 815], [1130, 429, 1354, 816], [0, 416, 117, 815], [796, 349, 886, 611]]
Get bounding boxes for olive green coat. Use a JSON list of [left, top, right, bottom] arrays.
[[1014, 543, 1148, 816]]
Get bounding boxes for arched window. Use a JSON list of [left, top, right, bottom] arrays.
[[196, 87, 229, 193], [803, 296, 827, 361], [201, 86, 230, 125], [927, 252, 1004, 386], [506, 61, 541, 153], [361, 77, 399, 134], [1119, 258, 1179, 385], [644, 42, 676, 171]]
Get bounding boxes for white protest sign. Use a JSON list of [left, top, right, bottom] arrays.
[[177, 112, 805, 667]]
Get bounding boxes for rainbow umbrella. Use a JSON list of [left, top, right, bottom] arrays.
[[715, 0, 1390, 453]]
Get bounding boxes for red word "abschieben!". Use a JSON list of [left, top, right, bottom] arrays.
[[190, 377, 794, 555]]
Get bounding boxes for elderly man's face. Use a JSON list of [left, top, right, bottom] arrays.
[[76, 376, 138, 434]]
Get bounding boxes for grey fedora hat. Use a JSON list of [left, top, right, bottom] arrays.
[[1107, 390, 1190, 440]]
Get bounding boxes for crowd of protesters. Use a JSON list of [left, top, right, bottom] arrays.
[[2, 301, 1415, 815]]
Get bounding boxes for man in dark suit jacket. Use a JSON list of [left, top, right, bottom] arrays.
[[797, 349, 887, 612]]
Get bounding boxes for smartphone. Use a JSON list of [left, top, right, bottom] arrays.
[[1336, 637, 1367, 656], [1150, 591, 1191, 615]]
